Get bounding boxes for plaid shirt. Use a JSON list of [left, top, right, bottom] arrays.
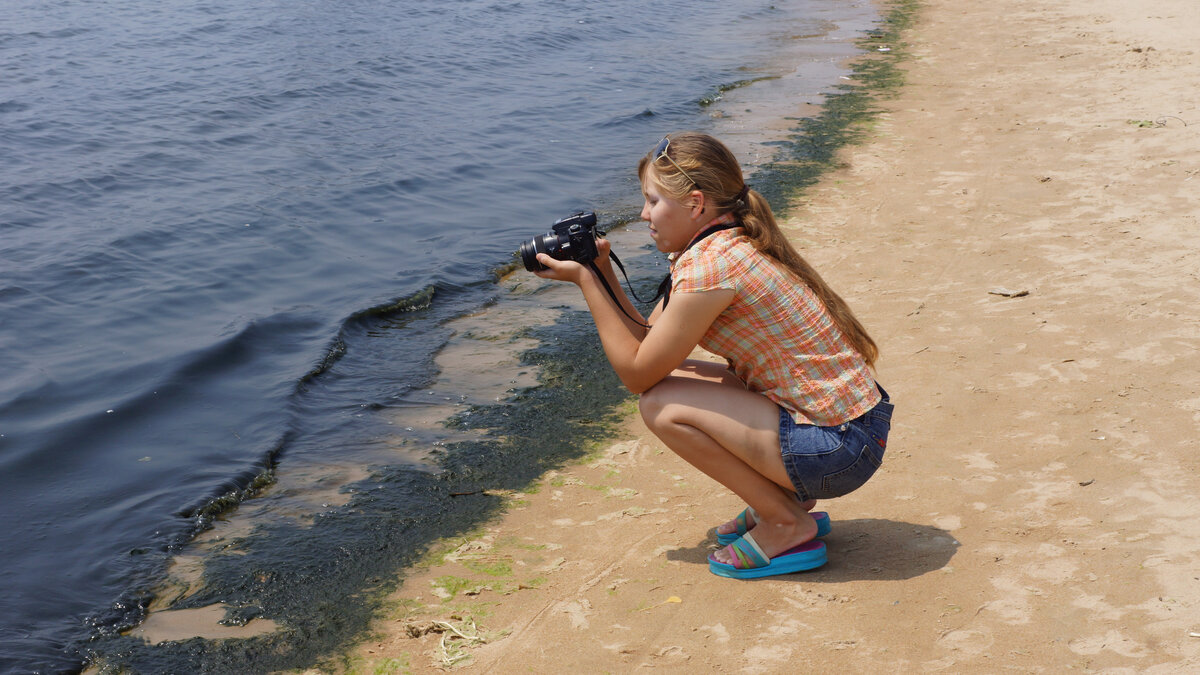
[[671, 228, 879, 427]]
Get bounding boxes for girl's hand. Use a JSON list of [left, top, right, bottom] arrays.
[[532, 253, 587, 284]]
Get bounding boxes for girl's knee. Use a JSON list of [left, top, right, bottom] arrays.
[[637, 391, 658, 426], [637, 381, 671, 426]]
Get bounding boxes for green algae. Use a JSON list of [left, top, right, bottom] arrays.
[[753, 0, 919, 214], [82, 310, 629, 674]]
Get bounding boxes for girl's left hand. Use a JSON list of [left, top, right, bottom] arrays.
[[533, 238, 611, 285], [532, 253, 587, 284]]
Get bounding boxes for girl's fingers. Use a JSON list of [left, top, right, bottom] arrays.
[[533, 254, 583, 283]]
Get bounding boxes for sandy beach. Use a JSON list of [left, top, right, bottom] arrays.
[[341, 0, 1200, 671]]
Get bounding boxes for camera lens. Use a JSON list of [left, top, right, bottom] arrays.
[[519, 239, 543, 272], [520, 233, 558, 272]]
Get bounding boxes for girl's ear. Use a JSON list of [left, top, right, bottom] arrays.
[[688, 190, 706, 219]]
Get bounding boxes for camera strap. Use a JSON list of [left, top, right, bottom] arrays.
[[588, 220, 741, 330], [657, 220, 740, 311], [587, 257, 653, 329]]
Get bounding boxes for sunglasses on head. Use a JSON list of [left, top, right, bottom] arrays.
[[652, 136, 698, 187]]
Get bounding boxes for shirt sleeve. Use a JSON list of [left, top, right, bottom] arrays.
[[672, 239, 739, 295]]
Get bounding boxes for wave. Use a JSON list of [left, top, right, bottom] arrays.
[[301, 284, 437, 385], [0, 26, 94, 46], [697, 75, 779, 107], [174, 279, 467, 526], [80, 285, 456, 641]]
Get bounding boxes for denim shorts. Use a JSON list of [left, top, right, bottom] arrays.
[[779, 386, 894, 502]]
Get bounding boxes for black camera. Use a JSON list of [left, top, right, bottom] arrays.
[[519, 211, 600, 272]]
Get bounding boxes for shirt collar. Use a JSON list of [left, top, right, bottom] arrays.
[[681, 212, 737, 249]]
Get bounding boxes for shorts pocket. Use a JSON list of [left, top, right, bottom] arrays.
[[817, 430, 885, 499]]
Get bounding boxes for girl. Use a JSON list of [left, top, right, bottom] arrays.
[[533, 132, 892, 579]]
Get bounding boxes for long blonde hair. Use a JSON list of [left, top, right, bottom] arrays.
[[638, 132, 878, 367]]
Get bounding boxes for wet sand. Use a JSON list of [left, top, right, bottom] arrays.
[[341, 0, 1200, 671]]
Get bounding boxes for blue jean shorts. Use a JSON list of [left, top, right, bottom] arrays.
[[779, 386, 894, 502]]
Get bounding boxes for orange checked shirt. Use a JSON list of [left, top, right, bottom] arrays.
[[671, 228, 879, 427]]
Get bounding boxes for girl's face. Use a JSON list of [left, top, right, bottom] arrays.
[[640, 169, 701, 253]]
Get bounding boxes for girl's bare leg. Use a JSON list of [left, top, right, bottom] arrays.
[[658, 360, 819, 538], [639, 366, 819, 564]]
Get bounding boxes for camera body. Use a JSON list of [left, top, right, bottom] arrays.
[[520, 211, 600, 272]]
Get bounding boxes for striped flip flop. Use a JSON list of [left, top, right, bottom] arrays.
[[708, 532, 827, 579]]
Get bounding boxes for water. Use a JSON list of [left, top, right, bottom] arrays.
[[0, 0, 876, 670]]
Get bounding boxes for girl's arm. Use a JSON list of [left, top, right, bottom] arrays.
[[536, 251, 732, 393], [585, 239, 651, 337]]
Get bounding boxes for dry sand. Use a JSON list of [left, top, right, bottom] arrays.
[[343, 0, 1200, 671]]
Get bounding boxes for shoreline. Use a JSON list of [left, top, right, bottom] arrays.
[[341, 0, 1200, 672], [78, 2, 884, 669]]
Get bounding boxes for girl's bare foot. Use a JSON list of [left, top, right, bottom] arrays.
[[711, 509, 819, 565], [715, 507, 756, 537]]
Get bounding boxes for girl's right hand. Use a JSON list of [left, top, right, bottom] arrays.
[[594, 237, 613, 263]]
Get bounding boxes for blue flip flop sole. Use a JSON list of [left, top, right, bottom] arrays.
[[717, 511, 831, 546], [708, 539, 827, 579]]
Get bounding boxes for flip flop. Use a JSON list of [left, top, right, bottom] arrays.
[[716, 508, 831, 545], [707, 532, 827, 579]]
